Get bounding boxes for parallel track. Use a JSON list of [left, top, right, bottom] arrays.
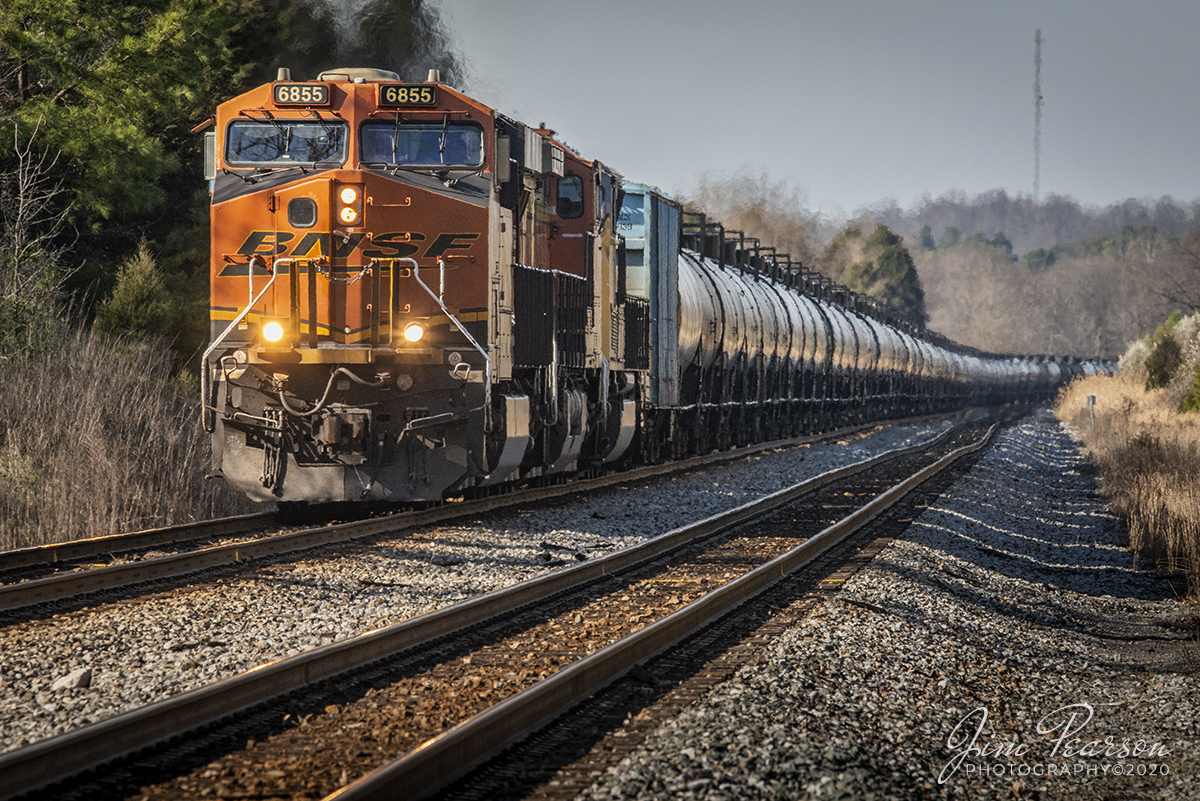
[[0, 418, 997, 800], [0, 415, 950, 616], [0, 512, 277, 575]]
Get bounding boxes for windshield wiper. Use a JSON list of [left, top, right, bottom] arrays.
[[222, 167, 258, 184], [366, 163, 443, 178], [304, 109, 336, 138], [392, 112, 401, 162], [249, 109, 293, 157], [251, 164, 311, 178], [250, 160, 341, 177], [445, 170, 484, 188], [438, 113, 449, 162]]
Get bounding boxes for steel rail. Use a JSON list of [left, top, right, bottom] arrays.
[[0, 512, 277, 572], [328, 423, 998, 801], [0, 423, 965, 800], [0, 414, 949, 613]]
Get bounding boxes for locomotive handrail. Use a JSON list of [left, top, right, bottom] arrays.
[[404, 257, 492, 412], [201, 256, 294, 431]]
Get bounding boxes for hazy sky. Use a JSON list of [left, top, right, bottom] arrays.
[[437, 0, 1199, 216]]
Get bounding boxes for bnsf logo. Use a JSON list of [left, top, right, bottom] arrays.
[[233, 231, 479, 260]]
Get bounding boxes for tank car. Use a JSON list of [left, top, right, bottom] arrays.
[[199, 67, 1079, 507]]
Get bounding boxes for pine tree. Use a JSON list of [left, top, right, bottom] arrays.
[[94, 240, 175, 339]]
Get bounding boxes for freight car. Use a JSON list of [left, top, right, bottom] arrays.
[[198, 67, 1096, 506]]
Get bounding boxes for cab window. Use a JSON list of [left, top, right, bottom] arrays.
[[225, 120, 348, 165], [360, 122, 484, 168], [557, 174, 584, 219]]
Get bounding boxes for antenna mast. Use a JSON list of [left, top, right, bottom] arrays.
[[1033, 29, 1043, 202]]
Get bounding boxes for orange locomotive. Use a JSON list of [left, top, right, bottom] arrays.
[[201, 67, 642, 504]]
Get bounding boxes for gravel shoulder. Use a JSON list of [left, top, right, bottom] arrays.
[[579, 408, 1200, 801], [0, 418, 948, 754]]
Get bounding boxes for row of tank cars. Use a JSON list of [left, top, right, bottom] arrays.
[[200, 66, 1113, 506], [623, 193, 1114, 462]]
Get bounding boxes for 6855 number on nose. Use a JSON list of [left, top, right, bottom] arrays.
[[272, 84, 330, 106], [379, 85, 438, 107]]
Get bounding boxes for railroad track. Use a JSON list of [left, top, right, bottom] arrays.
[[0, 415, 951, 618], [0, 511, 277, 580], [0, 417, 998, 800]]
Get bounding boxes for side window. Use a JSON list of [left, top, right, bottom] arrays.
[[288, 198, 318, 228], [557, 174, 584, 219], [598, 172, 613, 222]]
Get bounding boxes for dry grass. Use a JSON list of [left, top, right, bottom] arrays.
[[0, 328, 258, 550], [1057, 374, 1200, 595]]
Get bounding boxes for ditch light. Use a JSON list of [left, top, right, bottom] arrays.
[[261, 320, 286, 343], [403, 322, 425, 342]]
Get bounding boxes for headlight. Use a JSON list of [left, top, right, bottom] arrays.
[[336, 184, 363, 226], [403, 322, 424, 342], [262, 321, 285, 342]]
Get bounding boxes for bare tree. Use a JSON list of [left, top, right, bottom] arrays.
[[682, 171, 823, 268], [2, 121, 67, 259], [0, 119, 72, 356], [1160, 221, 1200, 313]]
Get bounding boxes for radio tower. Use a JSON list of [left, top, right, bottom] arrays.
[[1033, 29, 1043, 202]]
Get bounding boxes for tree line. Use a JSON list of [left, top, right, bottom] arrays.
[[0, 0, 464, 366], [685, 172, 1200, 359]]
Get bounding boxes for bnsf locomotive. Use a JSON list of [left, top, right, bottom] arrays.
[[200, 67, 1095, 505]]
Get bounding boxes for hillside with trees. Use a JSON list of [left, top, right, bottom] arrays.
[[866, 189, 1196, 257], [912, 224, 1190, 358]]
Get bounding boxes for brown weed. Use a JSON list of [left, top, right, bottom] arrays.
[[0, 329, 258, 550], [1057, 375, 1200, 595]]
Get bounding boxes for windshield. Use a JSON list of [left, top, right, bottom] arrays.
[[360, 122, 484, 168], [225, 120, 348, 165]]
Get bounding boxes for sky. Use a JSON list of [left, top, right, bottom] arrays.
[[436, 0, 1200, 217]]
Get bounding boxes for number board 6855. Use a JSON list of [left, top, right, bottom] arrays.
[[379, 85, 438, 107]]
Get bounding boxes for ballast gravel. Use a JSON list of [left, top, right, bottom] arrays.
[[0, 418, 948, 754], [578, 408, 1200, 801]]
